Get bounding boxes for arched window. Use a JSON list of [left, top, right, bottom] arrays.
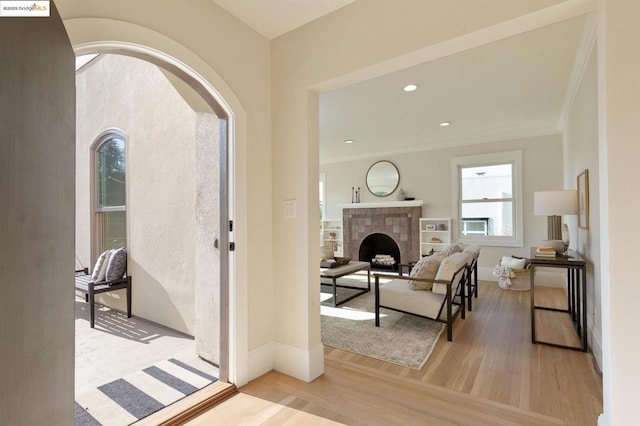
[[94, 133, 126, 253]]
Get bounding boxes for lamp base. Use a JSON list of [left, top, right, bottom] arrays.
[[547, 215, 563, 240]]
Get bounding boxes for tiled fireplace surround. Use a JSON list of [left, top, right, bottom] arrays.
[[343, 206, 422, 264]]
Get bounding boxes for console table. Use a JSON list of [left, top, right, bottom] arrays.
[[529, 248, 587, 351]]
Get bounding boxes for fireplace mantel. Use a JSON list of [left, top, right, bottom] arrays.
[[338, 200, 424, 209]]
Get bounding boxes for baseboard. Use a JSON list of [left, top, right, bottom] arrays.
[[478, 266, 565, 288], [247, 342, 274, 382], [273, 341, 324, 382], [589, 319, 603, 373]]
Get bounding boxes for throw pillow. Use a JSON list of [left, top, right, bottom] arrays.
[[501, 256, 526, 270], [408, 252, 446, 290], [432, 252, 468, 295], [91, 250, 112, 282], [105, 247, 127, 281]]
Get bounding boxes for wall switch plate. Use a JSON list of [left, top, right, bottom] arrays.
[[283, 199, 297, 218]]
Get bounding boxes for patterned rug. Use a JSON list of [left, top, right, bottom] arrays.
[[321, 290, 444, 370], [75, 357, 218, 425]]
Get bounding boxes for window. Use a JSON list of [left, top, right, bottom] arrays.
[[451, 151, 523, 247], [94, 132, 126, 254]]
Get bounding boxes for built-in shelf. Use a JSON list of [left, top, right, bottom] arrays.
[[338, 200, 424, 209]]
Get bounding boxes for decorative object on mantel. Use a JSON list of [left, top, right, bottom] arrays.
[[534, 190, 577, 253], [396, 187, 405, 201], [366, 160, 400, 197], [351, 186, 361, 203], [577, 169, 589, 229]]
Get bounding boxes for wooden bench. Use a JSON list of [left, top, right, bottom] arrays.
[[75, 269, 132, 328]]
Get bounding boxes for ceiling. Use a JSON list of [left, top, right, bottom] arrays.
[[210, 1, 590, 165], [319, 15, 590, 164], [211, 0, 356, 39]]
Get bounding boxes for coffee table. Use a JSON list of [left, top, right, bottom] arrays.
[[320, 261, 371, 307]]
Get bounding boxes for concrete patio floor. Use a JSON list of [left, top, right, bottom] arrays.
[[75, 295, 219, 396]]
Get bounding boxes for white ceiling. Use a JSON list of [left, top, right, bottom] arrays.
[[211, 0, 356, 39], [209, 1, 590, 165], [319, 15, 590, 164]]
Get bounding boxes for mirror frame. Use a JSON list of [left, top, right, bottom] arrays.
[[366, 160, 400, 197]]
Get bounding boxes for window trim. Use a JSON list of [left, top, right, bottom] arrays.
[[451, 151, 523, 247], [90, 129, 128, 262]]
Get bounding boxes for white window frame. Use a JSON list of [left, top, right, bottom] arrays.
[[451, 151, 523, 247], [90, 129, 127, 261]]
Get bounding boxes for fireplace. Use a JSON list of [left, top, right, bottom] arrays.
[[342, 205, 422, 266], [359, 233, 401, 271]]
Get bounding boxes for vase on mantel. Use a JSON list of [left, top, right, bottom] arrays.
[[396, 188, 405, 201]]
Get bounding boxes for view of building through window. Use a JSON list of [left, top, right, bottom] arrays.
[[460, 163, 513, 237]]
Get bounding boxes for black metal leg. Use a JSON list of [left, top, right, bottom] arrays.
[[127, 276, 132, 318], [531, 264, 536, 343], [374, 276, 380, 327], [89, 288, 95, 328], [333, 278, 338, 307]]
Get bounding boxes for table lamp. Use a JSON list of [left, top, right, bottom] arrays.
[[534, 190, 578, 253]]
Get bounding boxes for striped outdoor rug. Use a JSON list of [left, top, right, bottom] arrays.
[[75, 357, 218, 425]]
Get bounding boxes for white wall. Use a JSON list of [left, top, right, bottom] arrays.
[[322, 134, 564, 271], [598, 0, 640, 423], [76, 54, 201, 335], [563, 45, 601, 368], [0, 4, 76, 424]]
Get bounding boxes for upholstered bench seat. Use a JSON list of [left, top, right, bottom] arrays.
[[379, 279, 446, 319]]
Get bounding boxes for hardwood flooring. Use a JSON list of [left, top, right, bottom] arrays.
[[185, 281, 603, 425]]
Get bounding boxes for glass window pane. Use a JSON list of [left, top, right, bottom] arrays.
[[461, 201, 513, 237], [97, 137, 126, 208], [461, 164, 512, 200], [102, 211, 126, 250]]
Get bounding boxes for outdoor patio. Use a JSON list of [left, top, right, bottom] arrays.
[[75, 295, 219, 425]]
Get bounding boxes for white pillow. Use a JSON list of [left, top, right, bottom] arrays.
[[501, 256, 526, 269], [91, 249, 112, 282], [433, 252, 468, 295], [407, 253, 445, 290]]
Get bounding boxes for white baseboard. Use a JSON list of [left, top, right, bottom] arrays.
[[273, 341, 324, 382], [589, 319, 603, 373], [478, 266, 566, 288], [247, 341, 274, 382]]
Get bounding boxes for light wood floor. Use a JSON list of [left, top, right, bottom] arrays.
[[186, 281, 603, 425]]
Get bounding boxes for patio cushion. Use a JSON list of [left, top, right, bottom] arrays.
[[105, 247, 127, 281], [91, 249, 112, 282]]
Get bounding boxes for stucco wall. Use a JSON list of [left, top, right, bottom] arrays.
[[322, 134, 564, 272], [76, 54, 200, 335]]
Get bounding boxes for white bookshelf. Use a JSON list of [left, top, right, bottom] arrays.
[[420, 218, 452, 256], [321, 219, 343, 257]]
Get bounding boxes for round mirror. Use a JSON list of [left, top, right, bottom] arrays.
[[366, 160, 400, 197]]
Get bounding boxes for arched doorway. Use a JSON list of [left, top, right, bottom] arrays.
[[73, 42, 233, 385]]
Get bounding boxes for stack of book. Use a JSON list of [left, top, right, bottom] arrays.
[[535, 247, 557, 258]]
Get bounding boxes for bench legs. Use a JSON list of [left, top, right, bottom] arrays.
[[126, 276, 132, 318], [89, 287, 96, 328]]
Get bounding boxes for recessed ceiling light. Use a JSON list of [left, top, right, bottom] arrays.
[[439, 122, 452, 127], [403, 84, 418, 92], [344, 139, 354, 144]]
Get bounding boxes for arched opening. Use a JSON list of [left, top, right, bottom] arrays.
[[359, 233, 401, 272], [72, 44, 233, 423]]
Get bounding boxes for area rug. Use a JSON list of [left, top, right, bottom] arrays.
[[74, 357, 218, 425], [321, 290, 445, 370]]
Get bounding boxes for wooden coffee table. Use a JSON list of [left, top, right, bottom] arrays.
[[320, 261, 371, 307]]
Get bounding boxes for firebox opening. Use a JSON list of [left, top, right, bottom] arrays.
[[359, 233, 401, 272]]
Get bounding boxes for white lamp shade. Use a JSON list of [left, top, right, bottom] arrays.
[[534, 190, 578, 216]]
